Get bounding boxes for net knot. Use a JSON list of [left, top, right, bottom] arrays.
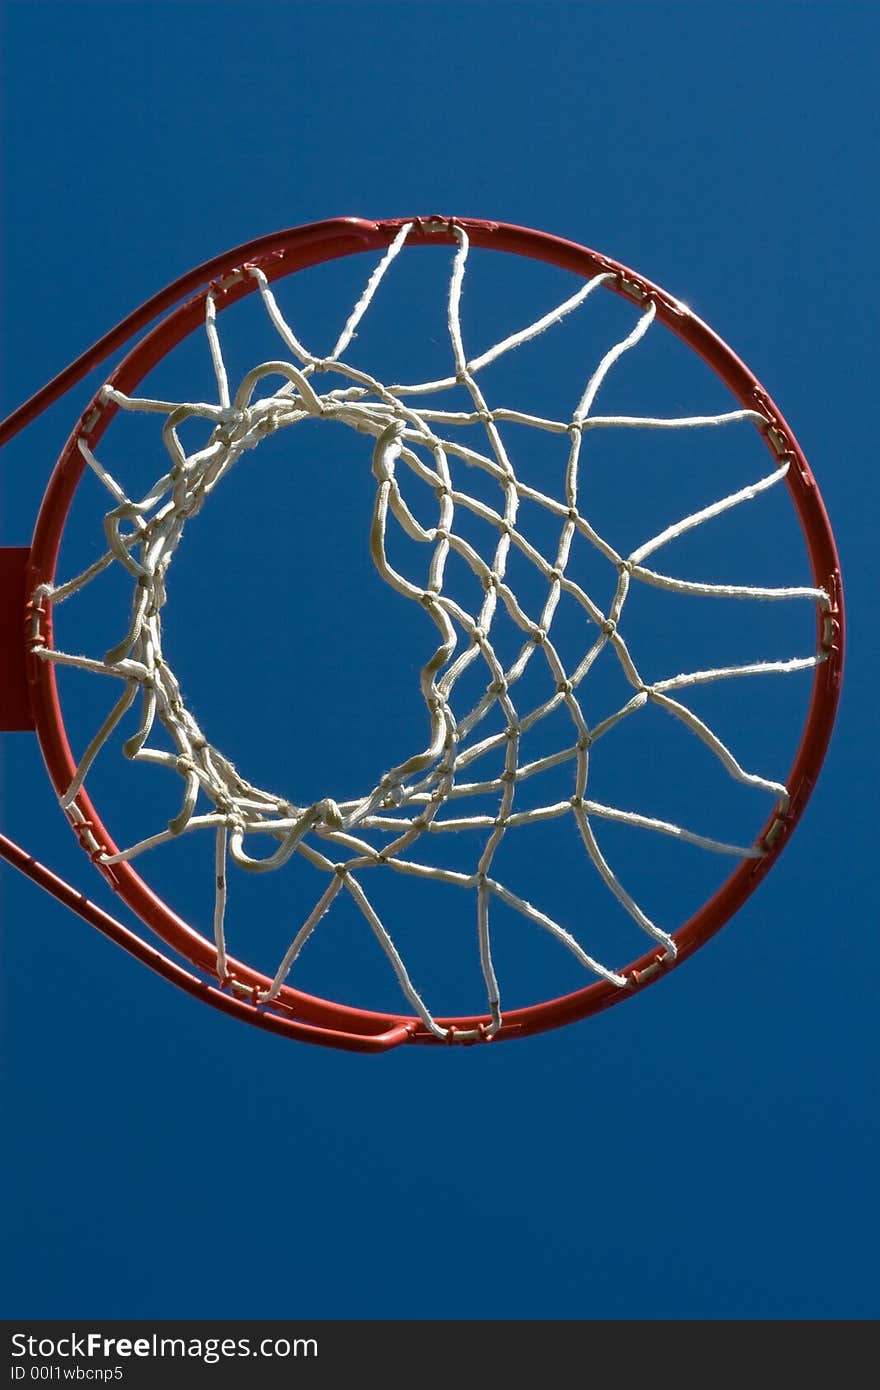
[[214, 411, 247, 445], [315, 798, 343, 829], [372, 420, 405, 481], [601, 619, 617, 636], [256, 408, 282, 438], [381, 779, 406, 807]]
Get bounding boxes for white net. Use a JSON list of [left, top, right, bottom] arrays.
[[34, 221, 831, 1040]]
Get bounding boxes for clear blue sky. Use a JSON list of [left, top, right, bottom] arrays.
[[1, 1, 876, 1320]]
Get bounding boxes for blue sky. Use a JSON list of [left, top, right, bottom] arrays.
[[1, 1, 876, 1320]]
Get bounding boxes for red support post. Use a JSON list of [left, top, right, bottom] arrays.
[[0, 547, 34, 731]]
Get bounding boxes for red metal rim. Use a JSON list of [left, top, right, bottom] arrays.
[[24, 216, 845, 1047]]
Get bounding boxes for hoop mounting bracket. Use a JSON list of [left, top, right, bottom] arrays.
[[0, 547, 34, 731]]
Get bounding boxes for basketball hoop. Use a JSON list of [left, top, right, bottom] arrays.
[[0, 216, 844, 1049]]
